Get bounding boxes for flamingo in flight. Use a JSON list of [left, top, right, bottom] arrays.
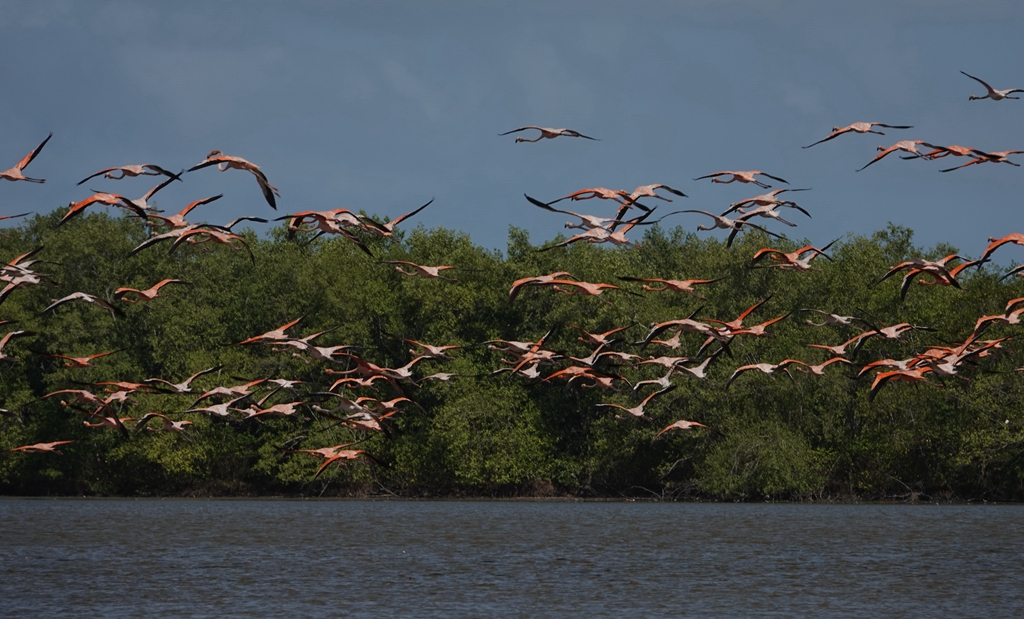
[[525, 194, 653, 231], [238, 317, 304, 346], [803, 123, 913, 148], [693, 170, 789, 189], [114, 279, 190, 304], [981, 233, 1024, 262], [654, 419, 710, 439], [857, 141, 932, 172], [60, 175, 178, 227], [627, 184, 688, 201], [77, 164, 181, 185], [868, 368, 939, 402], [36, 350, 119, 369], [499, 126, 598, 142], [941, 149, 1023, 173], [596, 385, 676, 419], [678, 210, 783, 248], [961, 70, 1023, 101], [569, 324, 632, 347], [6, 440, 74, 454], [188, 150, 280, 209], [617, 276, 724, 298], [134, 413, 194, 433], [378, 199, 433, 236], [750, 240, 837, 272], [724, 188, 811, 213], [384, 261, 476, 281], [0, 133, 52, 183], [726, 360, 802, 388], [144, 194, 224, 229], [285, 443, 378, 480], [0, 330, 34, 362], [144, 365, 223, 394], [42, 292, 124, 319]]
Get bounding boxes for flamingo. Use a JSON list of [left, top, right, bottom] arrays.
[[961, 70, 1023, 101], [627, 184, 688, 201], [676, 353, 721, 380], [548, 186, 628, 204], [0, 133, 52, 183], [114, 279, 190, 304], [43, 388, 126, 411], [36, 350, 119, 369], [797, 309, 875, 329], [168, 227, 255, 264], [616, 276, 723, 298], [403, 338, 461, 359], [868, 368, 939, 402], [898, 259, 984, 301], [724, 314, 790, 338], [548, 280, 638, 299], [632, 366, 679, 394], [750, 241, 836, 272], [537, 210, 652, 251], [693, 170, 789, 189], [802, 122, 913, 148], [284, 440, 377, 474], [63, 402, 130, 437], [134, 413, 194, 433], [525, 194, 655, 231], [60, 192, 145, 227], [143, 195, 224, 229], [596, 385, 676, 419], [187, 150, 280, 209], [857, 141, 932, 172], [77, 164, 182, 185], [901, 144, 980, 161], [734, 202, 812, 229], [726, 361, 801, 388], [384, 260, 472, 281], [723, 188, 811, 214], [794, 357, 854, 376], [873, 255, 964, 290], [677, 210, 783, 248], [238, 317, 304, 346], [974, 306, 1024, 335], [654, 419, 710, 439], [6, 440, 74, 454], [499, 126, 598, 142], [639, 315, 730, 346], [707, 298, 771, 333], [42, 292, 124, 319], [185, 395, 253, 418], [377, 199, 433, 235], [144, 366, 223, 394], [0, 330, 34, 362], [569, 324, 631, 347], [808, 332, 875, 358], [941, 149, 1023, 172], [981, 233, 1024, 262]]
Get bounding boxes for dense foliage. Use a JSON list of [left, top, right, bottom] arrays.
[[1, 212, 1022, 501]]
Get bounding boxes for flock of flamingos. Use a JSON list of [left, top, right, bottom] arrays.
[[2, 69, 1023, 483]]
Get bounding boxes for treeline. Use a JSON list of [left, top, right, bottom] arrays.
[[1, 211, 1022, 500]]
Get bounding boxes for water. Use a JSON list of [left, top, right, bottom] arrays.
[[1, 499, 1021, 618]]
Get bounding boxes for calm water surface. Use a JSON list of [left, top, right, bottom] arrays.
[[1, 499, 1021, 618]]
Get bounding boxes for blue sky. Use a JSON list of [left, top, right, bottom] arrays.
[[2, 0, 1022, 260]]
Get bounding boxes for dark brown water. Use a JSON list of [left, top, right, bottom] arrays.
[[1, 499, 1021, 618]]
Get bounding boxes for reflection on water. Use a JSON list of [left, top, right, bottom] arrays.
[[1, 500, 1021, 618]]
